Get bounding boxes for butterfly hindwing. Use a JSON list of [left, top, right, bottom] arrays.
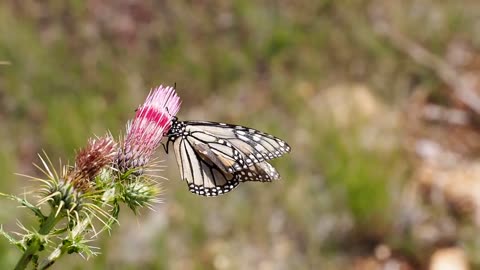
[[173, 136, 239, 196], [236, 161, 280, 182]]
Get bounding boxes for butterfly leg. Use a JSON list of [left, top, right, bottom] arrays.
[[162, 142, 169, 154], [163, 138, 174, 154]]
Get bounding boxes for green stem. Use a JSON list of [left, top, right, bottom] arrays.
[[14, 241, 40, 270], [38, 218, 91, 270], [14, 208, 63, 270]]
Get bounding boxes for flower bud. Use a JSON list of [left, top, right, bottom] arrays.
[[122, 181, 160, 212]]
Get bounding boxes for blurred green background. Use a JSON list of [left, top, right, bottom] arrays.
[[1, 1, 480, 269]]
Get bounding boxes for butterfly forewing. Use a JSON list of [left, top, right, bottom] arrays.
[[185, 121, 290, 173], [188, 137, 231, 173]]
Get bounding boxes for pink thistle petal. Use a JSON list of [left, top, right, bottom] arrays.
[[117, 85, 181, 173]]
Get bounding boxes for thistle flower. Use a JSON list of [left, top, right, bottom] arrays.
[[40, 135, 117, 216], [67, 135, 117, 192], [9, 136, 118, 270], [4, 85, 181, 270], [116, 85, 181, 174]]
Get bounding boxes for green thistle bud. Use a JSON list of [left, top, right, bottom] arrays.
[[46, 181, 83, 213], [122, 181, 160, 213]]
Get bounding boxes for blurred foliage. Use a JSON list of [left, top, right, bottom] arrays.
[[1, 0, 480, 269]]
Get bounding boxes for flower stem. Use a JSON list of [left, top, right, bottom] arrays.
[[38, 217, 91, 270], [14, 240, 40, 270], [14, 208, 63, 270]]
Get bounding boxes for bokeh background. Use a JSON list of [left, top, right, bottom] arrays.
[[1, 1, 480, 269]]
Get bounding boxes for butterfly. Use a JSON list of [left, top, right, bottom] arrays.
[[164, 117, 291, 196]]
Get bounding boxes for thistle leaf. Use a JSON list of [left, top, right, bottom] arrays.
[[0, 192, 46, 221], [0, 225, 25, 251]]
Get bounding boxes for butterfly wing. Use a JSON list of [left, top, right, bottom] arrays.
[[184, 121, 291, 173], [167, 119, 288, 196], [235, 161, 280, 182], [188, 136, 281, 181], [171, 135, 280, 196], [172, 136, 240, 196]]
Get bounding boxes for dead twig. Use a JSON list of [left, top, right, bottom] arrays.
[[374, 20, 480, 115]]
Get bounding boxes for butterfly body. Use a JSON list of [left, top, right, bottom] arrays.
[[165, 117, 290, 196]]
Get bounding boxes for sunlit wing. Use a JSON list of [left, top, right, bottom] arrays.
[[189, 136, 280, 182], [184, 121, 291, 173]]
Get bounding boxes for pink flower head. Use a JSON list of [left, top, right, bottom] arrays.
[[116, 85, 181, 174], [68, 135, 118, 191]]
